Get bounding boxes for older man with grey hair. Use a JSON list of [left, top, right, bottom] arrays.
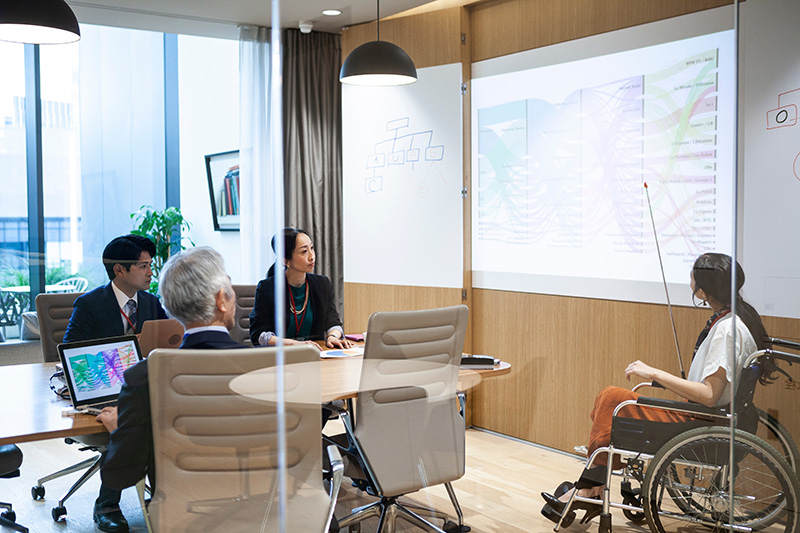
[[94, 247, 244, 531]]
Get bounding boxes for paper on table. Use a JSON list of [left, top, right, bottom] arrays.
[[320, 347, 365, 359]]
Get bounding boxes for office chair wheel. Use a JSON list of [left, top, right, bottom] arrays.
[[442, 520, 470, 532], [1, 510, 16, 522], [31, 485, 44, 500], [51, 505, 67, 522]]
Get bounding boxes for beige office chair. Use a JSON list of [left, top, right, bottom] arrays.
[[35, 292, 83, 362], [32, 291, 108, 522], [231, 284, 256, 345], [330, 304, 470, 533], [145, 345, 343, 532]]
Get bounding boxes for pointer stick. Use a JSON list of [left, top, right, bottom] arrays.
[[644, 183, 686, 379]]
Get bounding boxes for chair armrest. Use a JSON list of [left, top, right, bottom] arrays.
[[324, 446, 344, 533]]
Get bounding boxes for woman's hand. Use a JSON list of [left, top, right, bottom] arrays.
[[96, 406, 118, 433], [280, 338, 322, 351], [326, 335, 352, 349], [625, 360, 657, 381]]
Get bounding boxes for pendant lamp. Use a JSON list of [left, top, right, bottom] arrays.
[[0, 0, 81, 44], [339, 0, 417, 86]]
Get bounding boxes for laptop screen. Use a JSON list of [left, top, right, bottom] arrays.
[[58, 335, 144, 407]]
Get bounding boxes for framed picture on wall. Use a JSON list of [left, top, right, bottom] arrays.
[[205, 150, 240, 231]]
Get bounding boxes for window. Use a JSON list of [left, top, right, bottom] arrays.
[[0, 41, 28, 292]]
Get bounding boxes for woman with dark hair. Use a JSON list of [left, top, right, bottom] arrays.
[[249, 228, 351, 350], [541, 252, 768, 526]]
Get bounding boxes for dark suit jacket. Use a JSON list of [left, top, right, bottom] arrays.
[[99, 330, 245, 492], [63, 282, 167, 343], [249, 272, 342, 345]]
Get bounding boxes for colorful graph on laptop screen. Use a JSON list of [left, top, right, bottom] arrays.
[[62, 339, 140, 400]]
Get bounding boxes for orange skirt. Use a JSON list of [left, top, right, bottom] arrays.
[[588, 386, 692, 469]]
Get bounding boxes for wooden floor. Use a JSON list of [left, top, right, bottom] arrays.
[[2, 429, 651, 533]]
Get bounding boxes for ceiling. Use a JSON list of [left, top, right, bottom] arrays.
[[68, 0, 436, 39]]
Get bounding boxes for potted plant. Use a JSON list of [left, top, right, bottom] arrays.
[[131, 205, 194, 294]]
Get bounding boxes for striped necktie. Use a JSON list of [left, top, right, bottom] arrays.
[[125, 299, 138, 334]]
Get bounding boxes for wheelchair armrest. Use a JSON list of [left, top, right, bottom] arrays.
[[635, 396, 728, 419], [631, 381, 664, 392]]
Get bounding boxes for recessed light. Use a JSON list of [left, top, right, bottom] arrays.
[[322, 9, 342, 16]]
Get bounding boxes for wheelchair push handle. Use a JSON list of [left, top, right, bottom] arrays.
[[765, 336, 800, 352]]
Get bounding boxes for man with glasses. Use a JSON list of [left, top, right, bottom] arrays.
[[64, 234, 167, 532]]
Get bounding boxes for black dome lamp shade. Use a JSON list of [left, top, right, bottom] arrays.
[[339, 0, 417, 86], [0, 0, 81, 44]]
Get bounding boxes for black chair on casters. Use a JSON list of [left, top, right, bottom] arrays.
[[0, 444, 28, 533]]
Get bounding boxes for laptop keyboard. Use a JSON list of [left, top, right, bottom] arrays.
[[79, 400, 118, 415]]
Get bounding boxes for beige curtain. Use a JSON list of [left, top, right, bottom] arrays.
[[282, 29, 343, 314], [239, 26, 276, 283]]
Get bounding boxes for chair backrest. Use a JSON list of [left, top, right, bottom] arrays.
[[355, 304, 469, 497], [35, 292, 83, 362], [147, 344, 329, 532], [54, 277, 89, 292], [231, 284, 256, 346]]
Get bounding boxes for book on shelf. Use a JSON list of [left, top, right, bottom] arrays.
[[218, 165, 241, 216]]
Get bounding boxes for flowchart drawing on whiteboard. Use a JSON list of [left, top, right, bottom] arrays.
[[766, 87, 800, 182], [364, 117, 446, 197]]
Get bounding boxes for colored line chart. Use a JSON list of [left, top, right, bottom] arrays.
[[68, 344, 138, 393], [476, 47, 725, 264]]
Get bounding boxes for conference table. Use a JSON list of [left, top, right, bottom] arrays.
[[0, 356, 511, 446]]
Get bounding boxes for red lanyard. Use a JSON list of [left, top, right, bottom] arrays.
[[710, 309, 731, 329], [120, 306, 136, 332], [288, 280, 309, 335]]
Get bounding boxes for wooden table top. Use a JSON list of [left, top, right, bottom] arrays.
[[0, 356, 511, 446], [0, 362, 107, 446]]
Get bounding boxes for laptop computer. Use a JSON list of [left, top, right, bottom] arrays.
[[137, 318, 184, 358], [57, 335, 144, 414]]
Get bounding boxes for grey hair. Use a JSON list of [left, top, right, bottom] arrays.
[[159, 247, 233, 326]]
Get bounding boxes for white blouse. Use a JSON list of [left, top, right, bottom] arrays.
[[686, 314, 758, 406]]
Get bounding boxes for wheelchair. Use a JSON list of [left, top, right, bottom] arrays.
[[552, 344, 800, 533]]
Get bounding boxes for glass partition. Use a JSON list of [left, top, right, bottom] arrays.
[[0, 41, 28, 340]]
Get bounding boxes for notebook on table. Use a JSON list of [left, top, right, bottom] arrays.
[[57, 335, 144, 415]]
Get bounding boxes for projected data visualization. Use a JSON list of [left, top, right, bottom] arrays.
[[67, 343, 138, 393], [472, 30, 734, 293]]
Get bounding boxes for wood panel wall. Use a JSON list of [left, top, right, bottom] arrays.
[[341, 0, 800, 454]]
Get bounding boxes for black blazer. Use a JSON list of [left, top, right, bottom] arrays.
[[249, 272, 342, 345], [99, 330, 245, 492], [63, 282, 167, 343]]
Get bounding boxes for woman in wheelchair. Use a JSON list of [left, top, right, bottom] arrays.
[[541, 252, 769, 526]]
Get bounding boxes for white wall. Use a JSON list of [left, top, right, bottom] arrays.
[[177, 35, 245, 282]]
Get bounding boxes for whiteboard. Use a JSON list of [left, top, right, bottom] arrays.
[[740, 0, 800, 319], [343, 63, 463, 288]]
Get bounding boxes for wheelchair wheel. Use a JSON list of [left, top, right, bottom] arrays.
[[643, 426, 800, 533], [758, 408, 800, 473]]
